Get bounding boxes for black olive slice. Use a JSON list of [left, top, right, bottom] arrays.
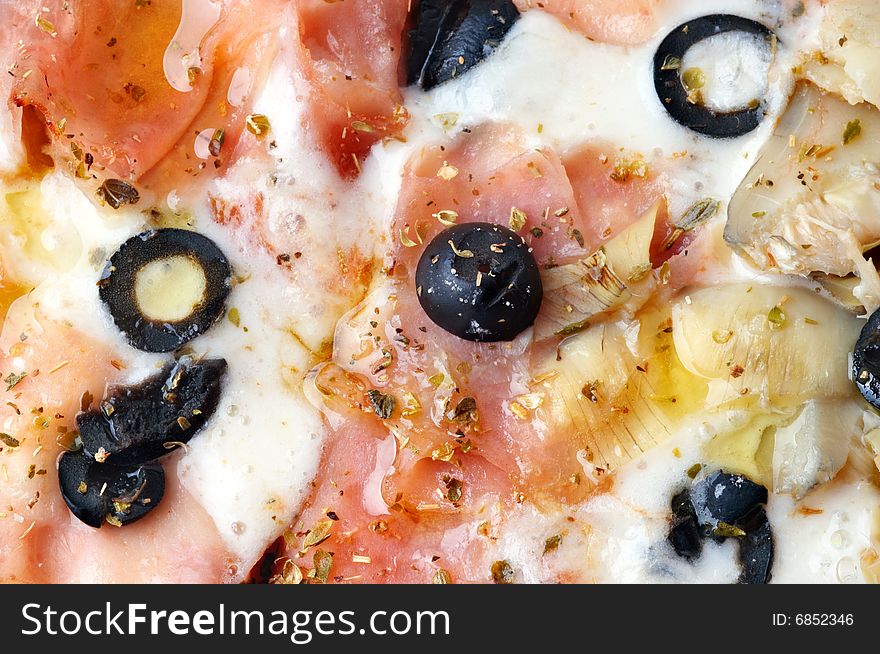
[[689, 470, 768, 528], [736, 507, 774, 584], [58, 452, 106, 528], [853, 307, 880, 409], [58, 451, 165, 528], [99, 228, 232, 353], [79, 357, 227, 465], [407, 0, 520, 91], [653, 14, 775, 138], [667, 489, 703, 560], [667, 471, 773, 584], [415, 222, 542, 342]]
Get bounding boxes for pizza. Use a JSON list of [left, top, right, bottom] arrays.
[[1, 0, 879, 585]]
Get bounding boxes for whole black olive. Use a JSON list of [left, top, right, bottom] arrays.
[[415, 222, 542, 342]]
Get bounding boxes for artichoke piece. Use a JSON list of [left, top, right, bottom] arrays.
[[672, 283, 861, 408], [702, 410, 783, 487], [864, 428, 880, 475], [861, 509, 880, 584], [812, 273, 865, 314], [535, 307, 704, 473], [603, 200, 660, 285], [726, 82, 880, 313], [770, 400, 859, 499], [535, 203, 659, 340], [536, 250, 630, 340], [801, 0, 880, 108]]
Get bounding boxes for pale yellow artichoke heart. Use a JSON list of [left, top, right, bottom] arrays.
[[726, 82, 880, 313], [703, 398, 866, 502], [535, 305, 705, 473], [769, 399, 861, 499], [534, 201, 659, 340], [801, 0, 880, 108], [672, 283, 861, 408]]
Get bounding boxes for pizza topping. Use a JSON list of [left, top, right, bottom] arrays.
[[294, 0, 409, 178], [689, 471, 768, 529], [58, 452, 165, 529], [415, 223, 542, 342], [770, 401, 855, 499], [99, 229, 231, 353], [535, 202, 659, 339], [96, 179, 141, 210], [853, 307, 880, 410], [366, 389, 396, 420], [407, 0, 520, 91], [245, 114, 272, 138], [512, 0, 658, 46], [57, 355, 225, 526], [490, 559, 515, 584], [77, 357, 227, 466], [735, 507, 774, 585], [654, 14, 776, 138], [537, 250, 628, 339], [667, 471, 774, 584], [672, 284, 860, 407], [726, 82, 880, 314], [10, 0, 286, 195], [667, 488, 703, 561], [664, 198, 720, 251], [843, 119, 862, 145]]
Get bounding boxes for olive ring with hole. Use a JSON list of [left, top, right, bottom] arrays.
[[99, 228, 232, 353], [653, 14, 776, 138]]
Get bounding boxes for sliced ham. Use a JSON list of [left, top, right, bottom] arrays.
[[563, 143, 666, 251], [0, 296, 230, 583], [293, 0, 410, 179], [276, 412, 515, 584], [514, 0, 660, 45], [275, 127, 668, 583], [9, 0, 284, 197]]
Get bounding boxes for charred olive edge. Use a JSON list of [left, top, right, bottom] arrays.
[[407, 0, 520, 91], [415, 222, 543, 342], [99, 228, 232, 353], [852, 307, 880, 409], [653, 14, 776, 138]]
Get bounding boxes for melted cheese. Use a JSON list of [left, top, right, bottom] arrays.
[[0, 0, 875, 584], [682, 31, 772, 113], [393, 1, 876, 584]]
